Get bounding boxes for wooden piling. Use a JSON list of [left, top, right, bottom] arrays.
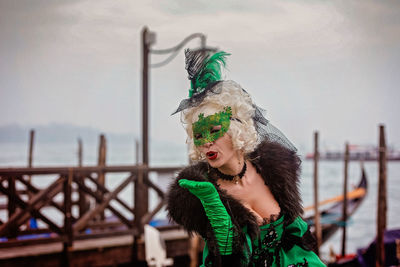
[[134, 166, 147, 234], [77, 138, 88, 217], [341, 142, 349, 257], [135, 139, 140, 165], [132, 139, 141, 263], [25, 130, 36, 229], [28, 130, 34, 168], [376, 125, 387, 267], [62, 169, 73, 267], [97, 134, 106, 220], [7, 176, 17, 238], [313, 131, 322, 255], [27, 130, 35, 198], [78, 138, 83, 166]]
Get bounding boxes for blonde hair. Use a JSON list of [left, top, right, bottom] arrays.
[[182, 81, 258, 161]]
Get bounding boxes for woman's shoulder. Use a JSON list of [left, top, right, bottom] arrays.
[[250, 140, 301, 164], [248, 140, 301, 177]]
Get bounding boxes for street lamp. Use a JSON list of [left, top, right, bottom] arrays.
[[135, 26, 216, 235], [141, 26, 216, 169]]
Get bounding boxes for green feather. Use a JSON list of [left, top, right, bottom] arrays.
[[187, 51, 230, 97]]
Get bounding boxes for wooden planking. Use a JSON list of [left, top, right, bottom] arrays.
[[0, 165, 182, 176], [0, 244, 133, 267], [0, 230, 191, 267], [0, 241, 64, 259], [0, 228, 189, 259]]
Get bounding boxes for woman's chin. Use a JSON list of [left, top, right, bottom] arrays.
[[207, 159, 222, 168]]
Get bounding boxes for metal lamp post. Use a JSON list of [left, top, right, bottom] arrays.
[[136, 26, 216, 236]]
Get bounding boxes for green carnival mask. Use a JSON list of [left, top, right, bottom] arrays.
[[192, 106, 232, 147]]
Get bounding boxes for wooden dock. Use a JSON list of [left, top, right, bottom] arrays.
[[0, 227, 190, 266], [0, 164, 200, 266]]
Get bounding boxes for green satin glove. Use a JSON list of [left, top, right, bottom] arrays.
[[179, 179, 233, 255]]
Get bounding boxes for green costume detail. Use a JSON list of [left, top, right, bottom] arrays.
[[192, 106, 232, 147], [188, 51, 230, 97], [178, 179, 234, 255], [201, 216, 325, 267]]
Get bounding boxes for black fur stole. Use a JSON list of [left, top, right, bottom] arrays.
[[166, 140, 302, 266]]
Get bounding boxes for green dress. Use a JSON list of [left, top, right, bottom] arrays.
[[201, 215, 326, 267]]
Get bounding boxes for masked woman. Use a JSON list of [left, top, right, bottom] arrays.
[[166, 50, 325, 267]]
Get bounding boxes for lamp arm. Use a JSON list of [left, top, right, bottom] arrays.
[[150, 33, 205, 55]]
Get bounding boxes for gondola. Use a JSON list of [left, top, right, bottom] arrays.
[[304, 167, 368, 244]]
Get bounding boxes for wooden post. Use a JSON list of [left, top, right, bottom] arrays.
[[27, 129, 35, 194], [77, 138, 88, 217], [28, 129, 35, 168], [313, 131, 322, 255], [134, 166, 147, 234], [62, 170, 73, 267], [341, 142, 349, 257], [376, 125, 387, 267], [135, 139, 140, 165], [78, 138, 83, 166], [6, 178, 15, 215], [97, 134, 106, 220], [131, 139, 140, 264], [25, 129, 36, 229], [7, 176, 18, 238]]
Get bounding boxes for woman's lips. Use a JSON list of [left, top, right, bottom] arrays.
[[206, 151, 218, 160]]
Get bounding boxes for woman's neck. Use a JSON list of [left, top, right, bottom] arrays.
[[218, 154, 245, 176]]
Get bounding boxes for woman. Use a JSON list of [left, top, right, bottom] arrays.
[[167, 49, 325, 267]]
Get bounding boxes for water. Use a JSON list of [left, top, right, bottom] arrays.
[[302, 161, 400, 259], [0, 142, 399, 260]]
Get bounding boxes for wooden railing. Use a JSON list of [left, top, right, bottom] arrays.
[[0, 165, 181, 252]]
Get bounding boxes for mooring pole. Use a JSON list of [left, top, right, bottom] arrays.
[[26, 129, 35, 228], [6, 176, 17, 237], [77, 138, 88, 217], [341, 142, 349, 256], [313, 131, 322, 255], [376, 125, 387, 267], [97, 134, 106, 220], [27, 130, 35, 193], [28, 129, 34, 168], [78, 138, 83, 167], [62, 169, 73, 267], [135, 139, 140, 165]]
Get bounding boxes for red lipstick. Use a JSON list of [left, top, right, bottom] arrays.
[[206, 151, 218, 160]]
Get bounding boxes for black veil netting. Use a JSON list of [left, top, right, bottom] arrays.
[[171, 81, 297, 152]]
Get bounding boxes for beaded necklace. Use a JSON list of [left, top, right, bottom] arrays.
[[213, 161, 247, 184]]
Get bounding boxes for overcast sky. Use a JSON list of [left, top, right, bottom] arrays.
[[1, 0, 399, 152]]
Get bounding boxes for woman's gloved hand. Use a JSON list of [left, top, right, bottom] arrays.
[[179, 179, 234, 255]]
